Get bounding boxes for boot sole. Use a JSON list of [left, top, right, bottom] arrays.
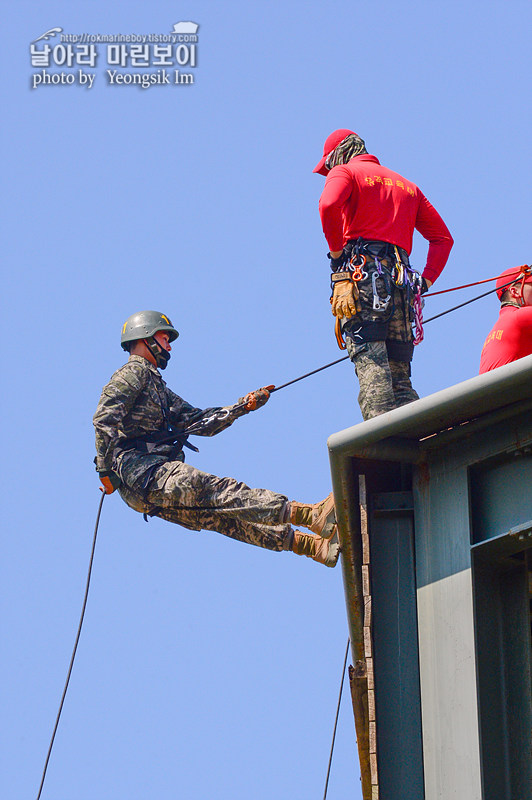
[[323, 531, 340, 567], [312, 493, 337, 539]]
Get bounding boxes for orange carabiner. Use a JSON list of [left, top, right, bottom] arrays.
[[350, 254, 367, 282]]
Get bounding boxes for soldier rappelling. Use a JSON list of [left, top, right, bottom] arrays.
[[93, 311, 340, 567]]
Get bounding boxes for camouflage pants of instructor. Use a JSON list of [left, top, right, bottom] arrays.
[[118, 456, 293, 552], [342, 259, 419, 420]]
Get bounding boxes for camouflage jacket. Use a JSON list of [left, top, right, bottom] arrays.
[[93, 355, 242, 490]]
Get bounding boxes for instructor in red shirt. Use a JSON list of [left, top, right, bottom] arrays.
[[314, 129, 453, 419], [479, 265, 532, 373]]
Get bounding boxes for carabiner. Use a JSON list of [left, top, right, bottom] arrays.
[[349, 254, 368, 282], [371, 271, 391, 311], [393, 246, 405, 286]]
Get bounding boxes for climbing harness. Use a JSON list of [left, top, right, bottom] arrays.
[[332, 254, 420, 355], [119, 372, 207, 458], [312, 262, 532, 387], [121, 427, 199, 456], [332, 259, 530, 352]]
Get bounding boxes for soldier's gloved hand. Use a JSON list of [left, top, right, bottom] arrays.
[[98, 470, 121, 494], [331, 279, 360, 318], [238, 385, 274, 412]]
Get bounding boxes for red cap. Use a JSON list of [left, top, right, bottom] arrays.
[[313, 128, 357, 176], [495, 265, 532, 299]]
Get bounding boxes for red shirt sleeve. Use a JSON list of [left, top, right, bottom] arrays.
[[415, 193, 454, 285], [318, 165, 353, 253]]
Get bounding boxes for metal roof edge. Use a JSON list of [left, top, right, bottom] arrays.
[[327, 354, 532, 461]]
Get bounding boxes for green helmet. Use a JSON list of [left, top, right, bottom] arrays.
[[120, 310, 179, 351]]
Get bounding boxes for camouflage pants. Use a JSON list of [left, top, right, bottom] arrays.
[[342, 260, 419, 420], [118, 457, 293, 552]]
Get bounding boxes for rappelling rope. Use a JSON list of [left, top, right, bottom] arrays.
[[322, 637, 350, 800], [411, 263, 530, 346], [37, 490, 348, 800], [423, 269, 527, 297], [35, 491, 106, 800]]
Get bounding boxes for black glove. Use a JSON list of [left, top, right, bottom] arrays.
[[420, 278, 430, 295], [327, 251, 347, 271]]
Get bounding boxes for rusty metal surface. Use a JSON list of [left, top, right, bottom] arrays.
[[349, 664, 371, 800], [331, 454, 364, 664]]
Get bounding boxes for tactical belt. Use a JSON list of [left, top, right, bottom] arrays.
[[116, 430, 199, 508], [344, 237, 410, 265]]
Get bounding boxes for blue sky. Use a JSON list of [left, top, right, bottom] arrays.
[[4, 1, 531, 798]]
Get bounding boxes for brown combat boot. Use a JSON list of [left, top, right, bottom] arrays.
[[289, 493, 337, 539], [292, 530, 340, 568]]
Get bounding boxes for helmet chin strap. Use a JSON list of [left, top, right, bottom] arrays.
[[144, 337, 171, 369]]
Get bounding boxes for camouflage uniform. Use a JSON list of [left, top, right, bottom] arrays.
[[341, 256, 419, 420], [94, 355, 293, 552]]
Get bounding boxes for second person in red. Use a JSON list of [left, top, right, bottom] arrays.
[[479, 265, 532, 373]]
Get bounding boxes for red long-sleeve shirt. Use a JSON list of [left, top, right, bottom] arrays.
[[479, 305, 532, 373], [318, 154, 453, 284]]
